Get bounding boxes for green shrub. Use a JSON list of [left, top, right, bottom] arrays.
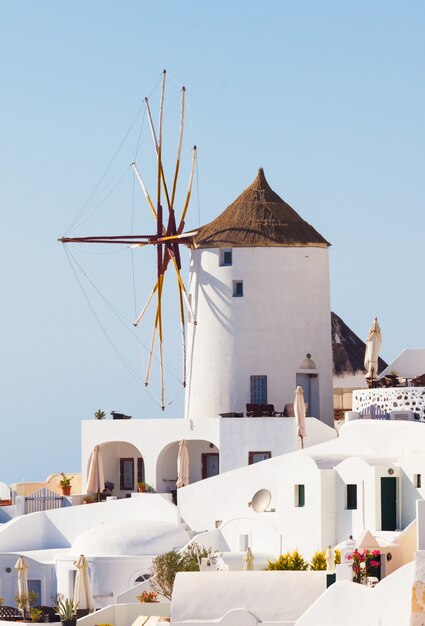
[[267, 553, 292, 570], [150, 543, 212, 600], [267, 549, 308, 571], [290, 549, 309, 570], [309, 550, 326, 571]]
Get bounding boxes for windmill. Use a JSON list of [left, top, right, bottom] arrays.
[[59, 70, 197, 410]]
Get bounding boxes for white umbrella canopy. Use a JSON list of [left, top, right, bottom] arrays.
[[176, 440, 189, 488], [244, 547, 255, 571], [15, 556, 29, 611], [364, 317, 382, 381], [294, 386, 307, 449], [86, 445, 105, 496], [73, 554, 95, 612]]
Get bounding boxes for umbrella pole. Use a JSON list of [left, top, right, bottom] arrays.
[[301, 435, 304, 450]]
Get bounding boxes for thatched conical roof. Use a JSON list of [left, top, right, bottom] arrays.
[[192, 168, 330, 249], [332, 311, 387, 376]]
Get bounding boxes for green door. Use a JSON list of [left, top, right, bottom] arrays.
[[381, 477, 397, 531]]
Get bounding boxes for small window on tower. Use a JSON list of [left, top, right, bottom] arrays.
[[233, 280, 243, 297], [220, 249, 232, 266], [346, 484, 357, 510], [294, 484, 305, 507]]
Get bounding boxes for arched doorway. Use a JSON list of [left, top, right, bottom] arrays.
[[87, 441, 144, 499], [156, 439, 219, 496]]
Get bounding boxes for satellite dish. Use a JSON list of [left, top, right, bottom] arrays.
[[251, 488, 272, 512]]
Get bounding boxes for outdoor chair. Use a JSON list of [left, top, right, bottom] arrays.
[[0, 606, 21, 621], [282, 403, 309, 417], [246, 404, 275, 417]]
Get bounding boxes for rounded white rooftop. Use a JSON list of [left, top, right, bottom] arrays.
[[71, 520, 189, 557]]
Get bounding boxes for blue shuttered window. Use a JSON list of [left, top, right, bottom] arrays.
[[251, 375, 267, 404]]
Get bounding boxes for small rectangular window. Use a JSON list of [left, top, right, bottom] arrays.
[[294, 484, 305, 507], [220, 249, 232, 266], [28, 580, 42, 603], [251, 375, 267, 403], [137, 457, 145, 484], [120, 458, 135, 491], [233, 280, 243, 297], [249, 451, 271, 465], [347, 484, 357, 509], [414, 474, 422, 488]]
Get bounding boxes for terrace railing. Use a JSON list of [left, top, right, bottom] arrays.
[[23, 487, 64, 514], [353, 386, 425, 420]]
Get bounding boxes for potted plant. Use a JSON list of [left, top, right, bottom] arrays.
[[137, 482, 154, 493], [83, 495, 97, 504], [56, 597, 78, 626], [15, 591, 39, 619], [94, 409, 106, 420], [347, 548, 381, 583], [29, 608, 43, 623], [59, 473, 73, 496], [136, 590, 158, 603]]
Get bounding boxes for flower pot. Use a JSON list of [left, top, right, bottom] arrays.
[[61, 486, 71, 496], [61, 620, 76, 626], [138, 485, 146, 493]]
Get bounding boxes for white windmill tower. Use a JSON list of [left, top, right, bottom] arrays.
[[185, 168, 334, 425]]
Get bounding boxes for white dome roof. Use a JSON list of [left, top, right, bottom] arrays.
[[71, 520, 189, 557]]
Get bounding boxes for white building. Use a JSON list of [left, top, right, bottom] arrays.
[[185, 168, 334, 425], [78, 170, 336, 496], [81, 416, 334, 499], [177, 419, 423, 564], [5, 171, 421, 624]]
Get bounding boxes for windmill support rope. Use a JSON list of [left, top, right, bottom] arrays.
[[63, 245, 184, 385], [134, 280, 159, 327], [60, 71, 197, 410]]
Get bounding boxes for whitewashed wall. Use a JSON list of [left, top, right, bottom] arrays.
[[0, 554, 55, 606], [0, 496, 179, 552], [399, 459, 425, 529], [56, 555, 153, 609], [335, 458, 376, 541], [295, 562, 414, 626], [171, 571, 327, 624], [81, 416, 335, 493], [177, 450, 332, 559], [78, 602, 170, 626], [353, 386, 425, 418], [219, 517, 281, 556], [218, 418, 335, 473], [185, 247, 334, 425]]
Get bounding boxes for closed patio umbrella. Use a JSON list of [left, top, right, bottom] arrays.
[[364, 317, 382, 386], [73, 554, 95, 612], [176, 440, 189, 488], [244, 547, 255, 571], [294, 386, 307, 449], [15, 556, 29, 612], [86, 445, 105, 499]]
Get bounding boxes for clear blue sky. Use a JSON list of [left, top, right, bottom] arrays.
[[1, 1, 424, 483]]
